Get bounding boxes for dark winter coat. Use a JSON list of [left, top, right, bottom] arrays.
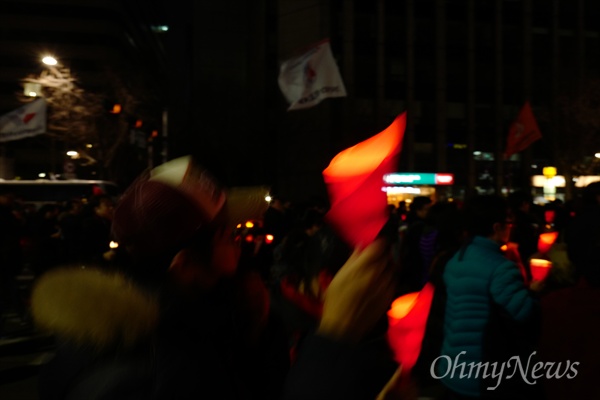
[[32, 267, 289, 400], [439, 236, 538, 398]]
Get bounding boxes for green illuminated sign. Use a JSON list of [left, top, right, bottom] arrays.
[[383, 173, 454, 185]]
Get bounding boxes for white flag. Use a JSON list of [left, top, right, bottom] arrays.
[[278, 39, 347, 111], [0, 99, 47, 142]]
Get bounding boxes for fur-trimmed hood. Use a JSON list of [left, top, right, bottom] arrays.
[[31, 267, 160, 349]]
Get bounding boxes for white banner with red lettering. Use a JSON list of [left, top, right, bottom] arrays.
[[0, 99, 47, 142], [278, 39, 347, 111]]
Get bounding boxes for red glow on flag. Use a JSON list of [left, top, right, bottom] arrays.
[[387, 282, 435, 372], [323, 113, 405, 247], [505, 101, 542, 158]]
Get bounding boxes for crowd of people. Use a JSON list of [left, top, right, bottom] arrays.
[[0, 193, 119, 333], [0, 156, 598, 399]]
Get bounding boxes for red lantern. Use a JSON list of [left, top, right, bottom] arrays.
[[538, 231, 559, 255], [530, 258, 552, 282], [387, 282, 435, 372], [323, 113, 405, 247]]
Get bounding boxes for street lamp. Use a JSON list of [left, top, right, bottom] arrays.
[[42, 55, 58, 66]]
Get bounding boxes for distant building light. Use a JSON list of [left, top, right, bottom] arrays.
[[452, 143, 467, 149], [23, 82, 42, 97], [110, 104, 122, 114], [384, 173, 423, 184], [595, 153, 600, 159], [38, 172, 46, 178], [86, 144, 93, 148], [151, 25, 169, 33], [436, 174, 454, 185], [573, 175, 600, 188], [543, 166, 557, 178], [473, 151, 495, 161], [382, 186, 422, 194], [383, 173, 454, 186], [531, 164, 538, 169], [531, 175, 565, 188]]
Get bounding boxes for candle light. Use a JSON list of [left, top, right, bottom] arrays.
[[538, 231, 559, 255], [530, 258, 552, 282]]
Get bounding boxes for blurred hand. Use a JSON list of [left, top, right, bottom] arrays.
[[318, 238, 397, 343], [503, 242, 523, 265], [529, 279, 545, 292], [503, 242, 530, 284]]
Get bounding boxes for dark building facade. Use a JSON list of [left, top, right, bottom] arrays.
[[1, 0, 599, 201], [166, 0, 600, 202]]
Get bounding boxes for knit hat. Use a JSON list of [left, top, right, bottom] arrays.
[[112, 156, 270, 258]]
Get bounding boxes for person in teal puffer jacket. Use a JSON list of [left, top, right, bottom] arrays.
[[435, 195, 541, 400]]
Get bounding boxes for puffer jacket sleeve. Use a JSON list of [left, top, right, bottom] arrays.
[[489, 260, 534, 322]]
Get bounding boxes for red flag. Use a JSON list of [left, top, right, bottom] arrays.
[[322, 113, 405, 248], [387, 282, 435, 372], [504, 101, 542, 158]]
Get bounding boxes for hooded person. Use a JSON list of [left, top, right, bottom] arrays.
[[30, 156, 290, 400]]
